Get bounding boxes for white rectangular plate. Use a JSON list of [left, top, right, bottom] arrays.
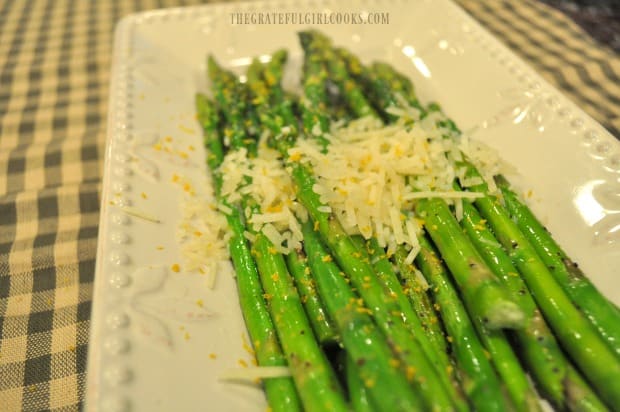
[[86, 1, 620, 411]]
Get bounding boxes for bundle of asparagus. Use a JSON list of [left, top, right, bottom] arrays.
[[195, 30, 620, 411]]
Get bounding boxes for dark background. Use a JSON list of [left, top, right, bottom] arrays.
[[542, 0, 620, 52]]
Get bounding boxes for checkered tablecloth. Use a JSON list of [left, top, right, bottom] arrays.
[[0, 0, 618, 410]]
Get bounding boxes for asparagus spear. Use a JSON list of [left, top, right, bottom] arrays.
[[392, 246, 448, 359], [369, 61, 417, 105], [196, 93, 224, 174], [285, 248, 339, 344], [345, 354, 376, 412], [250, 230, 349, 412], [351, 236, 464, 409], [460, 196, 607, 411], [361, 238, 450, 361], [336, 48, 420, 122], [265, 50, 299, 135], [300, 31, 379, 120], [461, 163, 620, 407], [208, 56, 258, 155], [336, 48, 393, 117], [495, 174, 620, 356], [416, 198, 523, 320], [415, 234, 514, 412], [246, 58, 270, 119], [246, 56, 296, 139], [301, 221, 423, 411], [196, 93, 301, 411], [297, 33, 331, 150]]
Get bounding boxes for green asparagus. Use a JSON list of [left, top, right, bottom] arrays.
[[460, 196, 607, 411], [197, 30, 620, 411], [415, 235, 513, 412], [250, 230, 349, 412], [352, 50, 619, 406], [462, 163, 620, 407], [337, 49, 542, 410], [352, 236, 464, 409], [345, 354, 376, 412], [196, 92, 301, 411], [496, 174, 620, 356], [285, 248, 339, 344], [301, 221, 423, 411], [209, 55, 351, 412], [392, 246, 448, 359], [258, 37, 463, 412]]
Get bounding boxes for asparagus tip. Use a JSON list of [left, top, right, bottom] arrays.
[[298, 31, 313, 50], [272, 48, 288, 62], [493, 174, 509, 188]]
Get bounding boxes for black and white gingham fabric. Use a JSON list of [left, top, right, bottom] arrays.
[[0, 0, 618, 410]]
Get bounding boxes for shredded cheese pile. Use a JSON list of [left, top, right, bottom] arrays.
[[211, 108, 512, 264], [291, 110, 512, 261], [218, 138, 307, 254]]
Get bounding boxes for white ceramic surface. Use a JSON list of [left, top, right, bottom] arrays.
[[86, 0, 620, 410]]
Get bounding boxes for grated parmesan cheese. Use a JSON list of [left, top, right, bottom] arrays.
[[292, 109, 512, 257], [175, 174, 231, 286], [116, 205, 161, 223], [183, 98, 512, 278], [218, 136, 306, 254], [413, 266, 430, 290]]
